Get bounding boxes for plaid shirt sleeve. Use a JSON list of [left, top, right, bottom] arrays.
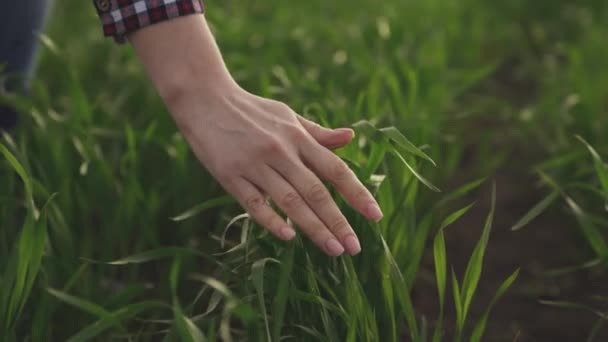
[[93, 0, 204, 43]]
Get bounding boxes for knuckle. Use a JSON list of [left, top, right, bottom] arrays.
[[261, 138, 285, 155], [224, 160, 245, 172], [280, 191, 303, 210], [308, 183, 329, 203], [331, 160, 352, 181], [267, 215, 284, 232], [355, 188, 371, 200], [245, 196, 266, 214], [288, 126, 308, 142], [257, 213, 280, 233], [329, 218, 350, 236], [273, 101, 292, 113], [264, 99, 292, 114]]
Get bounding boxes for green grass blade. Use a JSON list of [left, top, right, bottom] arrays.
[[0, 210, 47, 334], [66, 301, 168, 342], [431, 204, 475, 341], [436, 177, 486, 207], [291, 290, 348, 321], [388, 144, 440, 192], [174, 304, 206, 342], [439, 203, 476, 231], [47, 288, 111, 318], [542, 258, 602, 277], [539, 299, 608, 320], [251, 258, 280, 341], [170, 196, 236, 222], [432, 230, 446, 342], [379, 127, 437, 166], [351, 120, 384, 143], [379, 232, 419, 340], [470, 269, 519, 342], [460, 184, 496, 332], [451, 269, 463, 335], [380, 259, 397, 342], [82, 247, 213, 265], [0, 142, 37, 215], [587, 317, 607, 342], [271, 242, 295, 341], [576, 135, 608, 194], [511, 190, 559, 231], [564, 196, 608, 259]]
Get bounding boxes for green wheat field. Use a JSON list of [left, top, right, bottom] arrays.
[[1, 0, 607, 341]]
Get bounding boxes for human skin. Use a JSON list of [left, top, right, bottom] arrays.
[[129, 14, 383, 257]]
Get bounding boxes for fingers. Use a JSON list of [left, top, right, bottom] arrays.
[[263, 158, 361, 256], [224, 177, 296, 241], [300, 140, 383, 222], [251, 165, 359, 256], [297, 116, 354, 150]]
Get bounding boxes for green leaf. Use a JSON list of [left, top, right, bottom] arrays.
[[47, 288, 111, 318], [564, 196, 608, 259], [470, 269, 519, 342], [0, 211, 47, 334], [379, 231, 419, 340], [432, 230, 446, 342], [587, 317, 607, 342], [542, 258, 603, 277], [576, 135, 608, 194], [251, 258, 280, 341], [351, 120, 384, 143], [171, 196, 236, 221], [432, 202, 474, 337], [436, 177, 486, 207], [362, 142, 387, 180], [188, 275, 235, 301], [511, 190, 559, 231], [66, 301, 168, 342], [379, 127, 436, 166], [188, 275, 240, 342], [82, 247, 213, 265], [272, 242, 295, 341], [174, 303, 206, 342], [439, 203, 476, 231], [388, 144, 440, 192], [452, 269, 463, 334], [291, 290, 347, 321], [460, 183, 496, 331], [0, 143, 37, 216], [539, 299, 608, 320]]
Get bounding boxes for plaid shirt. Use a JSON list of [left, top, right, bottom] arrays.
[[93, 0, 204, 43]]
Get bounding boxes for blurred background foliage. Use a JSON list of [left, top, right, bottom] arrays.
[[1, 0, 607, 340]]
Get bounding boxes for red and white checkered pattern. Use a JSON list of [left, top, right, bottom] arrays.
[[94, 0, 204, 43]]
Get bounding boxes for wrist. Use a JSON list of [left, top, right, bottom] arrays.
[[158, 65, 240, 114], [128, 15, 240, 117]]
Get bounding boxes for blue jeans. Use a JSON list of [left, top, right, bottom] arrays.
[[0, 0, 51, 128]]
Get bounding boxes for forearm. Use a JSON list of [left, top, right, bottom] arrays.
[[128, 15, 239, 111]]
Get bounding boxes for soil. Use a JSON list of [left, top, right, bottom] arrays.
[[412, 152, 608, 342]]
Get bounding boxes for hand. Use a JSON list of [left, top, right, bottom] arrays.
[[128, 15, 383, 256], [170, 86, 383, 256]]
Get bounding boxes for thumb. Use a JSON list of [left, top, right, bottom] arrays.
[[297, 116, 355, 150]]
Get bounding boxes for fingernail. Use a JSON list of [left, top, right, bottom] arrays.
[[336, 128, 355, 139], [325, 238, 345, 256], [344, 235, 361, 255], [366, 203, 384, 222], [280, 227, 296, 240]]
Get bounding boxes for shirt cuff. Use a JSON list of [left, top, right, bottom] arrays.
[[93, 0, 205, 43]]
